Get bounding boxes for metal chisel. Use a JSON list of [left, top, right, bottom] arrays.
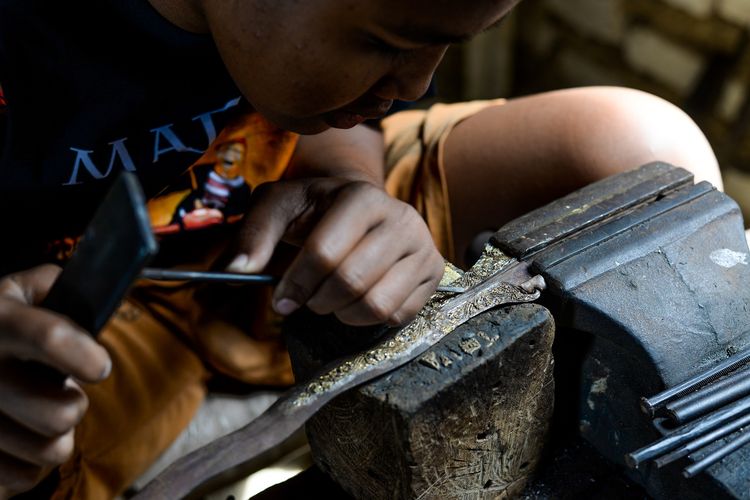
[[140, 268, 467, 293]]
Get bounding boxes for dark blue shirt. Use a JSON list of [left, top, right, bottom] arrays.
[[0, 0, 243, 271]]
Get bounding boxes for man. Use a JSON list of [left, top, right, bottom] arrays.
[[0, 0, 721, 497]]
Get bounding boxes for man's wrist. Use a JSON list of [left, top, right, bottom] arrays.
[[286, 124, 386, 186]]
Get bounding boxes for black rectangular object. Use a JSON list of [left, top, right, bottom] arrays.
[[41, 173, 158, 335]]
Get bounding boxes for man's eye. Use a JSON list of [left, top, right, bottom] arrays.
[[367, 36, 403, 56]]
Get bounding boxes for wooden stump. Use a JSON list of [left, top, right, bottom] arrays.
[[284, 303, 555, 499]]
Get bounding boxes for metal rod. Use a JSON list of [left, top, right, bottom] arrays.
[[640, 350, 750, 417], [684, 426, 750, 478], [141, 268, 279, 285], [140, 268, 467, 293], [655, 411, 750, 468], [665, 366, 750, 425], [626, 394, 750, 468]]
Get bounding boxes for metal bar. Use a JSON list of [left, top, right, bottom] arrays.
[[140, 268, 467, 293], [640, 350, 750, 417], [655, 411, 750, 468], [141, 268, 279, 285], [684, 426, 750, 478], [665, 366, 750, 425], [626, 394, 750, 468]]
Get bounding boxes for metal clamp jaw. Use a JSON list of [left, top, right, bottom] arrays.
[[491, 162, 750, 499]]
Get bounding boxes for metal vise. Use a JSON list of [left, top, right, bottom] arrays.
[[492, 162, 750, 498]]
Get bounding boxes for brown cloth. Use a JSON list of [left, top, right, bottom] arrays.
[[52, 100, 505, 499]]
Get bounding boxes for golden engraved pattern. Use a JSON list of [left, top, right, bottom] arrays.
[[286, 247, 535, 410], [459, 244, 515, 288], [443, 282, 536, 325]]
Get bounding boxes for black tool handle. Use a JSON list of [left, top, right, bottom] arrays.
[[33, 173, 158, 382]]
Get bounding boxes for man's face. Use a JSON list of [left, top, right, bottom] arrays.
[[204, 0, 520, 134]]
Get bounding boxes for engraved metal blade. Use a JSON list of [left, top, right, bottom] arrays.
[[135, 247, 545, 499]]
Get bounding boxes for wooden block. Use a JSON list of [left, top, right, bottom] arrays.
[[284, 303, 555, 499]]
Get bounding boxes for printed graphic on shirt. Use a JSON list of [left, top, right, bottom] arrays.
[[147, 111, 298, 235], [64, 97, 243, 187], [43, 111, 297, 264]]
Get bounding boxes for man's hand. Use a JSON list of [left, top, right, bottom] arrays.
[[0, 265, 111, 494], [228, 178, 445, 326]]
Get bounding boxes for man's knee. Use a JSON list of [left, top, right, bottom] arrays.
[[572, 87, 722, 189]]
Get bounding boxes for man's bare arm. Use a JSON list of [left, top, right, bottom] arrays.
[[286, 124, 385, 185]]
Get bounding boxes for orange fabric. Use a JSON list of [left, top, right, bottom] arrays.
[[383, 99, 505, 262], [194, 112, 299, 187], [53, 298, 209, 500], [53, 100, 505, 499], [134, 233, 296, 388]]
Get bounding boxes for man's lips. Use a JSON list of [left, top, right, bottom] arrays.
[[346, 99, 394, 119], [324, 99, 394, 128]]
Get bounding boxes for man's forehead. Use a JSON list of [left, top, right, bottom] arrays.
[[372, 0, 519, 44]]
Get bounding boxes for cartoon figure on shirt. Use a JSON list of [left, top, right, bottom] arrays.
[[201, 140, 247, 210], [174, 138, 252, 231], [146, 110, 298, 236]]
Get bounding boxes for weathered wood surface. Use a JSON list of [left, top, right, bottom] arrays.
[[285, 303, 555, 499]]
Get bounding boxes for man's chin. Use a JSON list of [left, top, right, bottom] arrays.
[[258, 107, 371, 134], [257, 109, 331, 135], [283, 118, 332, 135]]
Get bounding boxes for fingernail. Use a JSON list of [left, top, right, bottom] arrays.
[[227, 254, 249, 272], [275, 298, 300, 316], [100, 358, 112, 380]]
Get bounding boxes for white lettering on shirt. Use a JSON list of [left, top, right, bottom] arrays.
[[64, 138, 136, 186], [64, 97, 242, 185], [192, 97, 242, 147]]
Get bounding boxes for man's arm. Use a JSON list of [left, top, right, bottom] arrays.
[[285, 124, 385, 185]]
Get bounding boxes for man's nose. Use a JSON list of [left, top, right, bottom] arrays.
[[374, 46, 448, 102]]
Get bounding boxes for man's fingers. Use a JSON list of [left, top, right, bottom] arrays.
[[273, 183, 388, 314], [0, 364, 88, 437], [231, 178, 443, 325], [0, 451, 46, 495], [0, 300, 111, 383], [228, 182, 310, 274], [0, 265, 111, 382], [386, 280, 443, 327], [0, 411, 75, 467], [1, 265, 61, 306], [305, 222, 417, 315], [334, 251, 443, 326]]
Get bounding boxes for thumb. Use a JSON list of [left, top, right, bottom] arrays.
[[226, 182, 308, 273], [2, 264, 63, 306]]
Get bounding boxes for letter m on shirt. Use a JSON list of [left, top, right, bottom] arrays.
[[65, 138, 136, 185]]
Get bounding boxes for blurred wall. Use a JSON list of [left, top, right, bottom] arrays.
[[436, 0, 750, 223]]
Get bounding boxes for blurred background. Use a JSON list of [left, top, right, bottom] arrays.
[[435, 0, 750, 226]]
